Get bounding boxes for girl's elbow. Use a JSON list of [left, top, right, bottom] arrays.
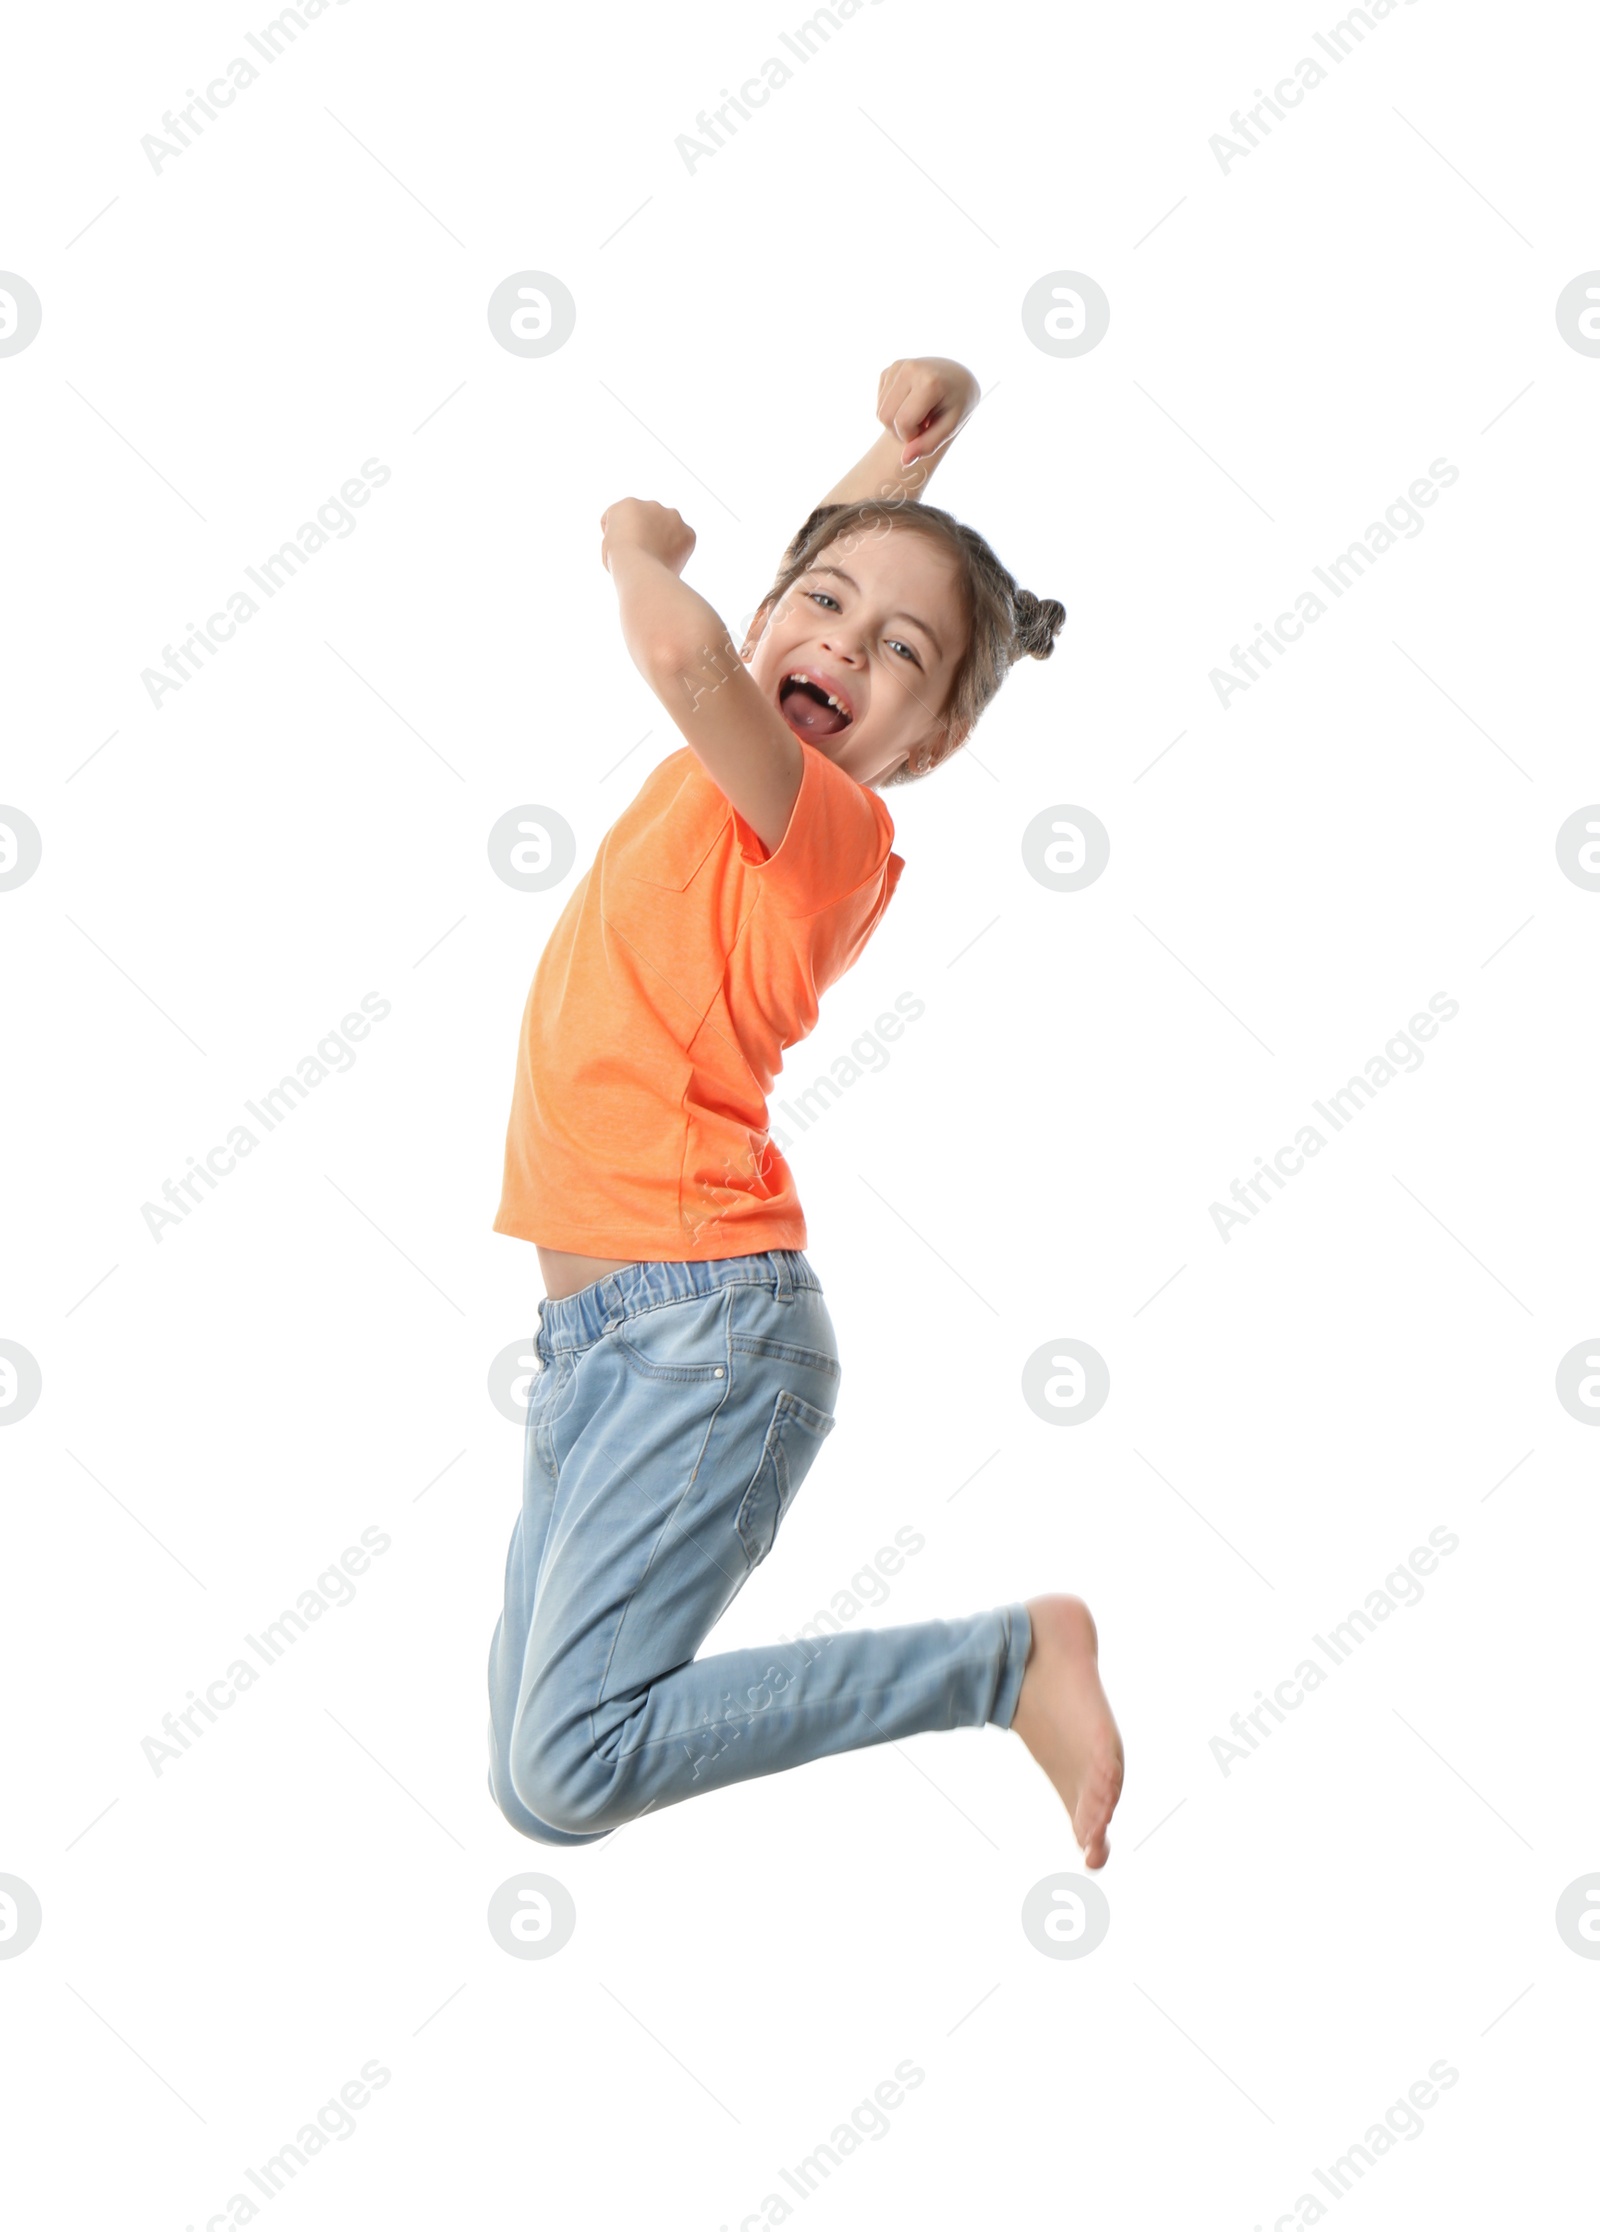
[[643, 633, 716, 708]]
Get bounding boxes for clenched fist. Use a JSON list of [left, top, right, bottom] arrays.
[[599, 498, 696, 576], [876, 357, 980, 468]]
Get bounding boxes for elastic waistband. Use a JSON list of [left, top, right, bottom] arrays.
[[535, 1248, 821, 1361]]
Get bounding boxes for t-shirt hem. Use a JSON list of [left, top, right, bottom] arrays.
[[493, 1208, 809, 1258]]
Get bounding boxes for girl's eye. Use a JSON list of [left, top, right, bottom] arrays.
[[805, 591, 922, 667]]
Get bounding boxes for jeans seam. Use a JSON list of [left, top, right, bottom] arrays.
[[606, 1654, 987, 1767], [587, 1292, 736, 1750]]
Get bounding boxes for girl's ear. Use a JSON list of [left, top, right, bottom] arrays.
[[908, 711, 969, 779], [927, 708, 969, 764]]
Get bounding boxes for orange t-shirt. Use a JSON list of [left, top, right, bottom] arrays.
[[493, 740, 906, 1258]]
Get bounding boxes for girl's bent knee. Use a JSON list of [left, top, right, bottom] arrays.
[[509, 1726, 619, 1840]]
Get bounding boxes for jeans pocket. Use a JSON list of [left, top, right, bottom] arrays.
[[614, 1289, 731, 1383], [735, 1389, 836, 1569]]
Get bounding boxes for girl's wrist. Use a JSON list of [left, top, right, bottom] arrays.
[[821, 425, 936, 511]]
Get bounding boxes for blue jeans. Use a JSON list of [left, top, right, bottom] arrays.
[[487, 1249, 1031, 1844]]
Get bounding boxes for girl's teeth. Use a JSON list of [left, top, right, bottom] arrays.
[[780, 673, 850, 726]]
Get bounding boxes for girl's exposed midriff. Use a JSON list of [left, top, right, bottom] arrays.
[[535, 1245, 642, 1302]]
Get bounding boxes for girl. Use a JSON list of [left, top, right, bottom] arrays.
[[487, 357, 1124, 1865]]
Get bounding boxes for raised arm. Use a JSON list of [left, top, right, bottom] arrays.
[[816, 356, 981, 510], [601, 498, 802, 857], [597, 361, 982, 857]]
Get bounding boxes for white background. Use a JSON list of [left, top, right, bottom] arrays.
[[3, 0, 1597, 2225]]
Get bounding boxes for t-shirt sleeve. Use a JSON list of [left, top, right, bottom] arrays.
[[729, 741, 896, 917]]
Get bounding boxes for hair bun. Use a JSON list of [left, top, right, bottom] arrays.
[[1012, 587, 1066, 661]]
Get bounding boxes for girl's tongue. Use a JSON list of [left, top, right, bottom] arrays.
[[778, 676, 850, 738]]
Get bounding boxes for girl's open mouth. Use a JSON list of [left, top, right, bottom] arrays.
[[777, 670, 853, 739]]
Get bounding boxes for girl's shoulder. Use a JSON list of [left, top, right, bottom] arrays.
[[603, 748, 727, 891]]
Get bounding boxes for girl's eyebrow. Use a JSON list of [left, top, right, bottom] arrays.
[[807, 565, 944, 660]]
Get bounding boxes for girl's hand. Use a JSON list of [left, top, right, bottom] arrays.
[[600, 498, 696, 576], [875, 357, 980, 468]]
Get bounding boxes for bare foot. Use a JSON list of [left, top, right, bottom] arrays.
[[1009, 1595, 1124, 1868]]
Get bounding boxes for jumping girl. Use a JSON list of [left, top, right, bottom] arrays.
[[487, 356, 1124, 1866]]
